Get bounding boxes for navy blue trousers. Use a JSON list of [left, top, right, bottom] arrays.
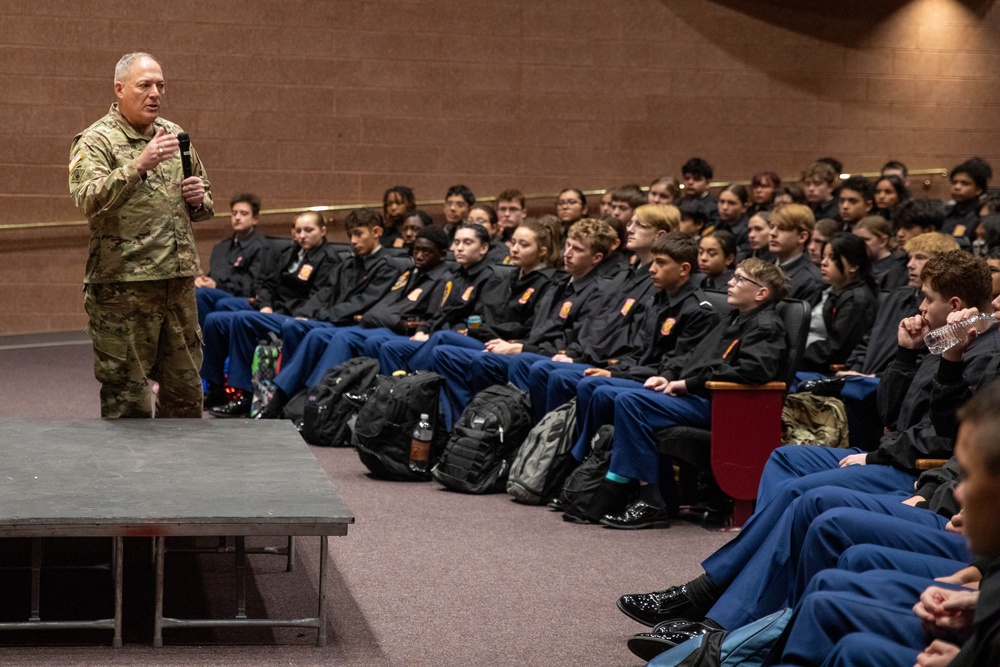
[[195, 287, 251, 331], [272, 325, 392, 396]]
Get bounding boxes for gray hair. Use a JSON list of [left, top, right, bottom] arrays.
[[114, 52, 158, 82]]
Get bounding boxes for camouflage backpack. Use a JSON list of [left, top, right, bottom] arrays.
[[249, 332, 282, 418], [781, 392, 849, 448]]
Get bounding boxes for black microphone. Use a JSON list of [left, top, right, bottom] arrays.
[[177, 132, 192, 179]]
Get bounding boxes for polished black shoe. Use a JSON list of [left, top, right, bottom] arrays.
[[203, 388, 229, 409], [627, 619, 719, 661], [546, 497, 564, 511], [210, 394, 251, 418], [616, 584, 707, 627], [601, 500, 672, 530], [252, 403, 282, 420]]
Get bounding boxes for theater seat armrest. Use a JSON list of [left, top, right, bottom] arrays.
[[705, 381, 787, 391], [915, 459, 948, 470]]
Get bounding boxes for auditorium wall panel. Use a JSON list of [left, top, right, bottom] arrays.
[[0, 0, 998, 335]]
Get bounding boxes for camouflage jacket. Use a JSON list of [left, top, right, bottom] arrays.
[[69, 104, 214, 283]]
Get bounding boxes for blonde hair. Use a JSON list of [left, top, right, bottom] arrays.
[[904, 232, 961, 255], [634, 204, 680, 232], [771, 203, 815, 234]]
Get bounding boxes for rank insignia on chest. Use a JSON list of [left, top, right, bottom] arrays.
[[660, 317, 676, 336], [392, 271, 410, 291], [518, 287, 535, 304], [953, 224, 967, 237], [233, 256, 243, 267], [297, 264, 314, 281], [462, 286, 475, 301], [722, 338, 739, 360], [407, 288, 423, 302], [559, 301, 573, 319], [393, 237, 404, 248], [441, 281, 453, 306], [620, 297, 636, 317]]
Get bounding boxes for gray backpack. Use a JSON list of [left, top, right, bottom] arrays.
[[506, 399, 578, 505]]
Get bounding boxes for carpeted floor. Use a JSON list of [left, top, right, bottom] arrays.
[[0, 336, 734, 666]]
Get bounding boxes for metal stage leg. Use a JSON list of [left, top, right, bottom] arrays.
[[317, 535, 328, 647], [153, 536, 164, 648], [235, 537, 247, 619], [286, 536, 294, 572], [113, 537, 123, 648], [30, 538, 41, 622]]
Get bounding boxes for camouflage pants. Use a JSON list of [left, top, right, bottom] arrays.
[[84, 277, 203, 418]]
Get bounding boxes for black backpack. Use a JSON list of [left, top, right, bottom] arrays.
[[558, 425, 615, 522], [353, 371, 443, 481], [432, 384, 533, 494], [506, 398, 578, 505], [299, 357, 380, 447]]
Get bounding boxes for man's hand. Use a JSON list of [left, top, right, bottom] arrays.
[[181, 176, 206, 208], [935, 565, 982, 588], [484, 339, 523, 355], [835, 370, 874, 378], [898, 314, 930, 349], [644, 376, 669, 391], [945, 510, 965, 535], [584, 368, 611, 378], [551, 353, 573, 363], [915, 640, 962, 667], [194, 275, 215, 289], [913, 586, 978, 641], [134, 128, 178, 174], [838, 452, 868, 467], [663, 380, 688, 396], [942, 307, 981, 362], [410, 331, 429, 342]]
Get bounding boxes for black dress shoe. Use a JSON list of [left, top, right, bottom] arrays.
[[546, 498, 563, 511], [616, 584, 707, 627], [252, 403, 282, 420], [203, 388, 228, 409], [600, 500, 672, 530], [626, 619, 720, 661], [210, 394, 251, 418]]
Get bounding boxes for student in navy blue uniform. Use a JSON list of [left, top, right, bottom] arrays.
[[621, 252, 1000, 635], [195, 192, 270, 329], [807, 217, 839, 267], [376, 219, 555, 375], [201, 211, 339, 408], [554, 188, 588, 240], [677, 201, 708, 243], [696, 230, 736, 291], [515, 207, 682, 422], [647, 177, 682, 207], [254, 226, 453, 419], [607, 185, 646, 230], [441, 184, 475, 238], [568, 257, 790, 528], [802, 161, 840, 223], [394, 209, 432, 252], [855, 215, 908, 290], [871, 174, 910, 221], [769, 203, 823, 306], [547, 233, 721, 422], [680, 157, 719, 229], [895, 198, 946, 248], [211, 208, 405, 417], [431, 219, 616, 428], [466, 203, 510, 265], [746, 211, 775, 261], [747, 170, 780, 218], [715, 184, 751, 259], [943, 157, 991, 245], [799, 233, 879, 374], [381, 185, 416, 249], [836, 175, 874, 231]]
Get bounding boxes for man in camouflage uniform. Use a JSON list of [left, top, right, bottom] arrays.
[[69, 52, 214, 418]]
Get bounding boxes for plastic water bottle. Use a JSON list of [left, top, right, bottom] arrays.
[[409, 413, 433, 473], [924, 313, 996, 354]]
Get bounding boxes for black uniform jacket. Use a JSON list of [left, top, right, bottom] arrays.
[[469, 265, 557, 342], [207, 229, 268, 297], [417, 257, 494, 335], [846, 286, 921, 375], [254, 239, 340, 316], [566, 259, 655, 365], [662, 300, 787, 397], [610, 280, 722, 381], [779, 253, 823, 307], [298, 247, 408, 325], [520, 268, 605, 356], [360, 261, 453, 334], [801, 278, 879, 372]]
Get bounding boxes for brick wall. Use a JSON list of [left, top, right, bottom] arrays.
[[1, 0, 998, 335]]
